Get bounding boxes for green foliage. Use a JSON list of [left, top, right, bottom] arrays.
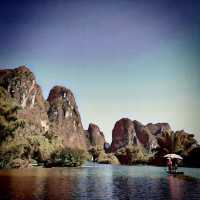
[[26, 134, 63, 162], [50, 148, 87, 167], [97, 152, 119, 164], [0, 136, 31, 168], [157, 130, 173, 153], [173, 131, 197, 157], [0, 88, 85, 169], [155, 130, 198, 157], [13, 68, 33, 79], [88, 145, 104, 161], [88, 145, 119, 164], [151, 130, 199, 166], [0, 87, 20, 143], [115, 145, 150, 165], [8, 158, 29, 168], [0, 132, 64, 168]]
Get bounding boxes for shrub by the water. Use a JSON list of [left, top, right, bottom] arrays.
[[0, 133, 64, 168], [88, 145, 104, 161], [97, 152, 119, 164], [49, 148, 87, 167], [0, 134, 114, 168], [88, 146, 119, 164], [115, 145, 150, 165]]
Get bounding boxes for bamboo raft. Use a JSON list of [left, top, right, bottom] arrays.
[[167, 171, 184, 175]]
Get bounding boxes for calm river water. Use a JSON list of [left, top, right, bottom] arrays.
[[0, 162, 200, 200]]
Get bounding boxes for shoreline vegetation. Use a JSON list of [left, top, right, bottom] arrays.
[[0, 66, 200, 169]]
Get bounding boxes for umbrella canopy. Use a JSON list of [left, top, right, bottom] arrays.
[[164, 154, 183, 160]]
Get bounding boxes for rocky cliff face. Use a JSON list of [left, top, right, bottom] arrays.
[[111, 118, 173, 152], [133, 120, 158, 150], [0, 66, 45, 109], [146, 122, 171, 135], [111, 118, 139, 152], [0, 66, 87, 168], [0, 66, 48, 135], [1, 66, 199, 167], [47, 86, 87, 150], [85, 123, 105, 148], [111, 117, 200, 166]]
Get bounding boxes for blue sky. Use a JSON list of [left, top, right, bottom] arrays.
[[0, 0, 200, 142]]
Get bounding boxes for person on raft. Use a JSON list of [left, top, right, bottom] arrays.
[[173, 159, 178, 172], [167, 158, 172, 172]]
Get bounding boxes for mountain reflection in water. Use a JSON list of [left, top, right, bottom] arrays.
[[0, 162, 200, 200]]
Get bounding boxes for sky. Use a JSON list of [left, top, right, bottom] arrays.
[[0, 0, 200, 143]]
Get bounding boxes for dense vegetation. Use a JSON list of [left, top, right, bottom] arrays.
[[0, 134, 87, 168], [115, 145, 151, 165], [0, 87, 21, 144], [0, 87, 87, 168], [47, 148, 87, 167], [150, 130, 200, 166]]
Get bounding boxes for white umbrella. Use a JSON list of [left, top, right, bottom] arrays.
[[164, 153, 183, 160]]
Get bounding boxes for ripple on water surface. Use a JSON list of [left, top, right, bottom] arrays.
[[0, 163, 200, 200]]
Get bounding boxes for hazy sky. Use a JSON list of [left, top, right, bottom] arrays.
[[1, 0, 200, 142]]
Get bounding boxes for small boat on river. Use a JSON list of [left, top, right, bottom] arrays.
[[164, 153, 184, 175], [167, 170, 184, 175]]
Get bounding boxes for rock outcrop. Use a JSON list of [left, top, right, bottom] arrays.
[[84, 123, 113, 163], [1, 66, 200, 167], [0, 66, 48, 135], [111, 118, 164, 152], [0, 66, 87, 168], [47, 86, 87, 150], [111, 117, 200, 166], [111, 118, 157, 164], [111, 118, 139, 152], [133, 120, 158, 150], [0, 66, 45, 110], [146, 122, 171, 136], [85, 123, 105, 148]]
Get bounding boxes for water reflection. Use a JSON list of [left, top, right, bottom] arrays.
[[168, 175, 183, 200], [0, 164, 199, 200]]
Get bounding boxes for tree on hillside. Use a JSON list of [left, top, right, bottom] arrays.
[[0, 86, 21, 143]]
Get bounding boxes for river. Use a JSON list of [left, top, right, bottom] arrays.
[[0, 162, 200, 200]]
